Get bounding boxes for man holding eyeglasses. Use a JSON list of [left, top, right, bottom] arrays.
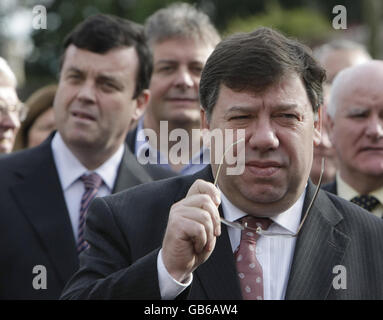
[[0, 57, 27, 154], [62, 28, 383, 300]]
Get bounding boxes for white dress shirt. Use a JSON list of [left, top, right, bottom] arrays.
[[51, 132, 124, 241], [135, 118, 210, 175], [158, 187, 306, 300]]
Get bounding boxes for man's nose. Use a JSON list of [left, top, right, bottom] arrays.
[[0, 111, 20, 131], [174, 68, 194, 89], [248, 119, 279, 152], [77, 81, 96, 103], [366, 115, 383, 140]]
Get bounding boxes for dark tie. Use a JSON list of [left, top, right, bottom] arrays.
[[235, 216, 272, 300], [350, 195, 380, 212], [78, 173, 103, 253]]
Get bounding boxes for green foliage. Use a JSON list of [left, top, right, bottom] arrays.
[[224, 4, 332, 43]]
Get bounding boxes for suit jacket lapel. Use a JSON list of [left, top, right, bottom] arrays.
[[9, 139, 78, 286], [112, 145, 153, 193], [285, 181, 350, 299]]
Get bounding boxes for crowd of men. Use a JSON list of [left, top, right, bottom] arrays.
[[0, 2, 382, 300]]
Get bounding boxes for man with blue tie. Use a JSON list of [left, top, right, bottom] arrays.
[[0, 14, 173, 299]]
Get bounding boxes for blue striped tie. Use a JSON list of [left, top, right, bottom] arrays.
[[78, 173, 103, 253]]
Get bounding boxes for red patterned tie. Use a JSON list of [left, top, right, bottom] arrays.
[[235, 216, 272, 300], [78, 173, 103, 253]]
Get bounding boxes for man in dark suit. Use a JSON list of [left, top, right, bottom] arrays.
[[322, 61, 383, 218], [126, 3, 220, 175], [0, 14, 173, 299], [61, 27, 383, 300]]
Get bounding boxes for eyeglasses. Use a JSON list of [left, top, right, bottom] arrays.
[[0, 102, 28, 122], [214, 138, 325, 238]]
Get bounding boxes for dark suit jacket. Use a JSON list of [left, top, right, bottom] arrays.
[[321, 180, 337, 195], [61, 166, 383, 300], [0, 135, 175, 299], [125, 126, 137, 154]]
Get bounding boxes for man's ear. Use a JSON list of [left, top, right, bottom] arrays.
[[132, 89, 150, 121], [313, 107, 322, 147], [200, 107, 210, 130]]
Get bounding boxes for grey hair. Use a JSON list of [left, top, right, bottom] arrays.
[[144, 2, 220, 48], [314, 39, 371, 63], [0, 56, 17, 87]]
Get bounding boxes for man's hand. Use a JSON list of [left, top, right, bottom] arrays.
[[161, 179, 221, 283]]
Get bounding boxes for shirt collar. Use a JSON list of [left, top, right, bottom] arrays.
[[336, 173, 383, 204], [51, 132, 124, 191], [135, 116, 209, 172], [220, 187, 306, 234]]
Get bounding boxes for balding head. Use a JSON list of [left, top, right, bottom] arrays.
[[328, 60, 383, 118], [0, 57, 17, 88], [315, 40, 371, 84], [327, 60, 383, 194]]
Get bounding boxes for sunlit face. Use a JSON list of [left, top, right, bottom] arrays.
[[54, 45, 148, 155], [148, 37, 214, 126], [203, 74, 321, 216], [0, 86, 20, 153], [27, 107, 55, 148], [329, 72, 383, 180]]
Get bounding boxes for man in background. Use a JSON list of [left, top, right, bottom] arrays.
[[310, 40, 371, 184], [0, 57, 28, 154], [324, 60, 383, 218], [126, 2, 221, 175], [0, 14, 173, 299]]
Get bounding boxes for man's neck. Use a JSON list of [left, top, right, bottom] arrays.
[[143, 113, 202, 172], [339, 169, 383, 194], [67, 143, 122, 171]]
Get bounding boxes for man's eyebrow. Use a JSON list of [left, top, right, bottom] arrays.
[[346, 106, 370, 115], [64, 66, 83, 74], [226, 104, 299, 113]]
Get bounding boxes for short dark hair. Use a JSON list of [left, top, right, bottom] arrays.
[[199, 27, 326, 119], [62, 14, 152, 99]]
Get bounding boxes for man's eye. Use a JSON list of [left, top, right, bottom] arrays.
[[230, 115, 250, 120], [349, 113, 368, 118], [157, 66, 174, 73], [276, 113, 300, 120]]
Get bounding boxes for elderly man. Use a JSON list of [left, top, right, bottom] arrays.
[[323, 60, 383, 218], [62, 28, 383, 300], [0, 57, 27, 154], [310, 40, 371, 185], [126, 2, 220, 175], [0, 14, 174, 299]]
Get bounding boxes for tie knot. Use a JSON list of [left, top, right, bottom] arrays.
[[350, 195, 380, 212], [80, 173, 103, 190]]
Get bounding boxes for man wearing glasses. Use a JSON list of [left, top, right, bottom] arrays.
[[62, 28, 383, 300], [0, 57, 28, 154]]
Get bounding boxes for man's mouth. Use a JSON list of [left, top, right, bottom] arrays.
[[245, 160, 283, 177], [71, 111, 96, 121]]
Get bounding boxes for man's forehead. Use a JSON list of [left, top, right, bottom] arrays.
[[153, 37, 213, 61], [0, 86, 18, 103], [62, 45, 138, 76], [218, 75, 309, 107]]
